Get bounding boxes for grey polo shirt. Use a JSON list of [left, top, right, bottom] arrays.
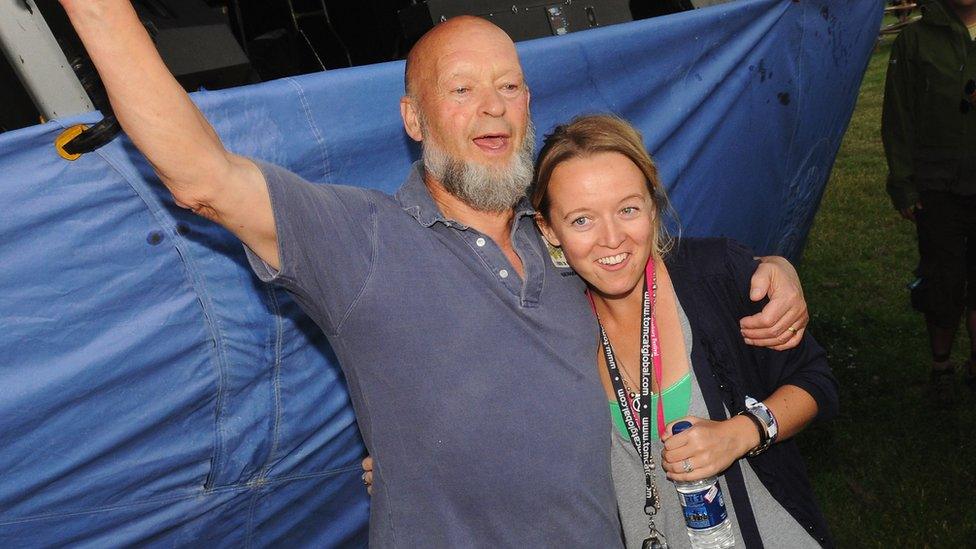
[[246, 161, 621, 547]]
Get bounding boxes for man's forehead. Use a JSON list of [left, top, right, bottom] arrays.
[[432, 50, 523, 81], [408, 17, 522, 87]]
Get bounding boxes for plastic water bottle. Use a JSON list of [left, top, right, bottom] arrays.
[[671, 421, 735, 548]]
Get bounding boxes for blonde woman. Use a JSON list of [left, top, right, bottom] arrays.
[[530, 115, 837, 548]]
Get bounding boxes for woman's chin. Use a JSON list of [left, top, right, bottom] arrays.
[[587, 278, 643, 302]]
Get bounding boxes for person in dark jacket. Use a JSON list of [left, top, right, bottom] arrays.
[[882, 0, 976, 383], [531, 115, 837, 548]]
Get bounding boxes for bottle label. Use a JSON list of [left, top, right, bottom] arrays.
[[678, 481, 728, 530]]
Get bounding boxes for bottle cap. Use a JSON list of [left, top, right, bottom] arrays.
[[672, 420, 693, 434]]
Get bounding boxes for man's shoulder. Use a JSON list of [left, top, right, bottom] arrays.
[[902, 6, 959, 46], [667, 237, 733, 266], [894, 12, 946, 47], [257, 159, 402, 210], [890, 22, 922, 56], [325, 181, 397, 204], [666, 237, 758, 279]]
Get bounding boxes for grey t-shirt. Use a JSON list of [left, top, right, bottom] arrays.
[[611, 294, 818, 548], [246, 161, 621, 548]]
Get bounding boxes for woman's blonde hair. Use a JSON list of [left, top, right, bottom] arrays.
[[531, 114, 674, 259]]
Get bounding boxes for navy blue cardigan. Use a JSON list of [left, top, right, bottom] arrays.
[[666, 238, 838, 548]]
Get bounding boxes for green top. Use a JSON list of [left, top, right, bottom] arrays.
[[610, 371, 693, 438]]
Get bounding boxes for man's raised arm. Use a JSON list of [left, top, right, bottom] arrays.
[[60, 0, 279, 268]]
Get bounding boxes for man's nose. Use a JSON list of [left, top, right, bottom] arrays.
[[480, 88, 506, 117]]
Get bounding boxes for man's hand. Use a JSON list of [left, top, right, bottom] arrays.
[[361, 456, 374, 495], [898, 202, 921, 223], [739, 256, 808, 350]]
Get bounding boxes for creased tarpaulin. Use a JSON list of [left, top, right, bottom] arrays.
[[0, 0, 880, 546]]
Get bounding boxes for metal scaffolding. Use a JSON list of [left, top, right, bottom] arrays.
[[0, 0, 92, 120]]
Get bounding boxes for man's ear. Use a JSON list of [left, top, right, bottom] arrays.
[[534, 213, 561, 247], [400, 96, 423, 142]]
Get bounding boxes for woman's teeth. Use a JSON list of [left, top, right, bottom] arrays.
[[597, 253, 628, 266]]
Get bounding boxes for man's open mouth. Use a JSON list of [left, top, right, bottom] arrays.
[[473, 134, 510, 151]]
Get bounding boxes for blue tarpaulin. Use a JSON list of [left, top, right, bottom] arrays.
[[0, 0, 880, 546]]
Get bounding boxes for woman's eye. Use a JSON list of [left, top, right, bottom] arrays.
[[571, 217, 590, 227], [621, 206, 639, 216]]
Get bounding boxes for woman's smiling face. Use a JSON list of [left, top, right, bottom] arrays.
[[538, 151, 656, 302]]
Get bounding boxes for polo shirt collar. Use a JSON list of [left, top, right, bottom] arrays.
[[396, 161, 537, 228]]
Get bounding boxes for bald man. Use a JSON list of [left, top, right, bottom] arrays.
[[61, 3, 809, 545]]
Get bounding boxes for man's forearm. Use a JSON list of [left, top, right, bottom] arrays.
[[60, 1, 279, 267], [60, 0, 231, 205], [881, 35, 917, 212]]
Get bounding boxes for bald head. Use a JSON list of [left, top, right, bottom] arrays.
[[404, 16, 520, 100]]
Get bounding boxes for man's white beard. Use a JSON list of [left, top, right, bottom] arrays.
[[422, 121, 535, 213]]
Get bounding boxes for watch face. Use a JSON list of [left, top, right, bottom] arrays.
[[745, 397, 776, 434], [743, 397, 777, 454], [752, 406, 772, 423]]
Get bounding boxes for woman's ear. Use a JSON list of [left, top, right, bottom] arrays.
[[534, 213, 561, 247]]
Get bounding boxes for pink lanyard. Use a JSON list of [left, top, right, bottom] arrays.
[[588, 257, 666, 441]]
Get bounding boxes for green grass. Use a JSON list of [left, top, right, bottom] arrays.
[[797, 34, 976, 547]]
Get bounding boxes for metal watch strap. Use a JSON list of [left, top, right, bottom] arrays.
[[742, 396, 777, 456], [736, 410, 770, 456], [744, 396, 777, 438]]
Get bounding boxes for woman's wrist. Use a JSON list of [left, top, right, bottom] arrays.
[[728, 414, 763, 457]]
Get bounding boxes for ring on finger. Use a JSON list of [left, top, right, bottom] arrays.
[[361, 472, 370, 486], [682, 458, 694, 473], [786, 325, 799, 335]]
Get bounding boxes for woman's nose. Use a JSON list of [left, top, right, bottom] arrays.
[[598, 220, 625, 249]]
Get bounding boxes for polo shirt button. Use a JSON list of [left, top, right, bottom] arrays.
[[476, 237, 486, 247], [499, 269, 509, 279]]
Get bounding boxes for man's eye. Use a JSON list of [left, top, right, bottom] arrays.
[[502, 83, 519, 92], [454, 87, 470, 94], [571, 217, 589, 227]]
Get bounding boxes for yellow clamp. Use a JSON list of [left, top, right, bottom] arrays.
[[55, 124, 89, 161]]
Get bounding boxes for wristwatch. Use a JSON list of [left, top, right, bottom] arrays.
[[740, 396, 778, 457]]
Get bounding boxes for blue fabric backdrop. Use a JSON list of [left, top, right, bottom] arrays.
[[0, 0, 880, 546]]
